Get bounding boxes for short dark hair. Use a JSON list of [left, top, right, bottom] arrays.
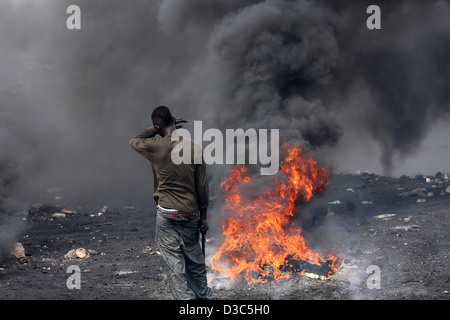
[[151, 106, 174, 127]]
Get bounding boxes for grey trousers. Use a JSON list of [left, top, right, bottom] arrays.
[[155, 211, 212, 300]]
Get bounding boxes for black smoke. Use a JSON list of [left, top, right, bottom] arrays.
[[320, 0, 450, 172], [0, 0, 449, 254]]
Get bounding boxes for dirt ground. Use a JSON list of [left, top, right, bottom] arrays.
[[1, 172, 449, 300]]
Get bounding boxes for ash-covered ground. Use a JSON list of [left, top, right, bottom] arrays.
[[0, 172, 449, 300]]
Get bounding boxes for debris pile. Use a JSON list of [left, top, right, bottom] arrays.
[[28, 204, 78, 221]]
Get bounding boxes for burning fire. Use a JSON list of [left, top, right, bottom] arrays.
[[211, 144, 340, 284]]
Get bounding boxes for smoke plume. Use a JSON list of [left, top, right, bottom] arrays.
[[0, 0, 449, 256]]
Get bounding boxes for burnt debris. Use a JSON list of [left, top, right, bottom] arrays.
[[282, 255, 335, 278]]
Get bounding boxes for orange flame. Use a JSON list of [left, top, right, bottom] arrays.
[[211, 144, 339, 284]]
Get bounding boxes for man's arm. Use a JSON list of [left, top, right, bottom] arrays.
[[195, 160, 209, 234], [129, 127, 159, 158]]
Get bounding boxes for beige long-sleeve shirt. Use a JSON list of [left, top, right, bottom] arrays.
[[129, 127, 209, 213]]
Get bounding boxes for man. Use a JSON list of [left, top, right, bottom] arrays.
[[129, 106, 212, 300]]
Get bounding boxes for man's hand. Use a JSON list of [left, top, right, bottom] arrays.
[[173, 117, 187, 129], [199, 219, 209, 235], [199, 208, 208, 234]]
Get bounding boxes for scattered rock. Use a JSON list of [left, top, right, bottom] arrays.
[[64, 248, 89, 260], [142, 246, 154, 255], [328, 200, 341, 205], [374, 213, 396, 220], [142, 246, 161, 256], [115, 270, 136, 277], [75, 248, 87, 258], [87, 249, 99, 256], [91, 205, 108, 217], [389, 225, 421, 232], [10, 243, 25, 258], [51, 213, 66, 219]]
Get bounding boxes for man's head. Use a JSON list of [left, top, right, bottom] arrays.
[[152, 106, 175, 137]]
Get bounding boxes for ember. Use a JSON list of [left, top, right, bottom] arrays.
[[211, 144, 340, 284]]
